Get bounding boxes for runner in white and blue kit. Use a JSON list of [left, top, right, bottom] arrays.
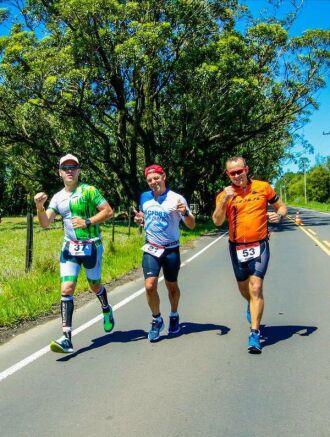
[[134, 164, 196, 342]]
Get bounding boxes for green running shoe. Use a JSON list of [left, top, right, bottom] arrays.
[[50, 336, 73, 353], [103, 307, 115, 333]]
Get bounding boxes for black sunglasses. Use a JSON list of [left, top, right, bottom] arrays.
[[59, 164, 80, 170]]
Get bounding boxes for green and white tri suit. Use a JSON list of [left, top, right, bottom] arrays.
[[48, 183, 107, 284]]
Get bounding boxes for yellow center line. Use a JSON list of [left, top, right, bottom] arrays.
[[287, 217, 330, 256], [323, 240, 330, 249], [307, 228, 316, 236]]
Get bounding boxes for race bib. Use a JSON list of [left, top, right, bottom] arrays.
[[236, 243, 260, 262], [68, 241, 92, 257], [142, 243, 165, 258]]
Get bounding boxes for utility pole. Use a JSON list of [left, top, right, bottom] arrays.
[[299, 157, 309, 204], [304, 164, 307, 203]]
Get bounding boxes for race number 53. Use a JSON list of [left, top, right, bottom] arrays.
[[236, 243, 260, 262]]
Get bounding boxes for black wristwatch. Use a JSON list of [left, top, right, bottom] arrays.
[[85, 218, 92, 227]]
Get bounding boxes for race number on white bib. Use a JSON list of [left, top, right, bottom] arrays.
[[69, 242, 92, 257], [142, 243, 165, 258], [236, 243, 260, 262]]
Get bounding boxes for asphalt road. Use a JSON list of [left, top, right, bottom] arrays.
[[0, 207, 329, 437]]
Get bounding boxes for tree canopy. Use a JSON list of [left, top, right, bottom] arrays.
[[0, 0, 329, 214]]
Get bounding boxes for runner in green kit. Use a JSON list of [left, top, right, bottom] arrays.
[[34, 154, 115, 353]]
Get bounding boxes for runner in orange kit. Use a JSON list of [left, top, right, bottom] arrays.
[[212, 156, 287, 353]]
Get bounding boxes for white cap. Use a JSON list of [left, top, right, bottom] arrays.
[[59, 154, 79, 166]]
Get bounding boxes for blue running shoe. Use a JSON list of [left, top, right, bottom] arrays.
[[103, 306, 115, 333], [50, 336, 73, 353], [148, 318, 164, 342], [246, 303, 251, 324], [168, 314, 180, 334], [248, 331, 262, 354]]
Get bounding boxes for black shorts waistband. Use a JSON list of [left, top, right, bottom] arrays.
[[146, 240, 179, 249], [229, 238, 268, 246]]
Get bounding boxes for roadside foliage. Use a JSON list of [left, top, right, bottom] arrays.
[[0, 1, 329, 214]]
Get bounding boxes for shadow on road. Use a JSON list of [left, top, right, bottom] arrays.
[[56, 329, 147, 361], [175, 321, 230, 337], [260, 324, 318, 348], [56, 323, 230, 361], [265, 206, 330, 236]]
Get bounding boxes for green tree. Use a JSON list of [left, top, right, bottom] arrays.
[[308, 165, 330, 202], [0, 1, 329, 213], [276, 159, 330, 203]]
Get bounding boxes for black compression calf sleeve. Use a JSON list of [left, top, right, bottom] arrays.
[[96, 286, 110, 311], [61, 295, 74, 329]]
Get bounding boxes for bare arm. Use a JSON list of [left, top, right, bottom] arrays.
[[90, 202, 113, 224], [182, 212, 196, 230], [34, 192, 56, 228], [176, 200, 196, 230], [267, 198, 287, 223], [134, 209, 145, 226], [71, 202, 113, 229], [212, 187, 235, 226]]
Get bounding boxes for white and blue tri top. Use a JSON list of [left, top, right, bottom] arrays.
[[140, 188, 190, 248]]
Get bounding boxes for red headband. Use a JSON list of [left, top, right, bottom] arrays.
[[144, 164, 165, 177]]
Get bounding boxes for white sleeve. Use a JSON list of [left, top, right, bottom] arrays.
[[48, 194, 58, 213]]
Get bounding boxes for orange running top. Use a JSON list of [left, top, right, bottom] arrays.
[[215, 179, 279, 243]]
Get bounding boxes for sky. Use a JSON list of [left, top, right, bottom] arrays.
[[242, 0, 330, 173], [0, 0, 329, 173]]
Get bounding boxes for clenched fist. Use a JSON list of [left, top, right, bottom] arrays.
[[134, 209, 144, 226], [223, 186, 236, 200], [34, 192, 48, 209]]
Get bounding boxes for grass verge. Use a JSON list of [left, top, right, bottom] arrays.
[[0, 217, 216, 327], [288, 200, 330, 213]]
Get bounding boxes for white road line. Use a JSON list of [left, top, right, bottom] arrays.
[[0, 232, 227, 383]]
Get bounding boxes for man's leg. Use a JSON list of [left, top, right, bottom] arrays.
[[50, 281, 76, 353], [237, 279, 251, 324], [89, 283, 115, 333], [60, 281, 76, 336], [165, 280, 180, 313], [248, 275, 264, 331], [145, 276, 165, 341], [50, 247, 81, 353], [237, 279, 250, 301], [248, 240, 269, 331], [85, 242, 114, 333], [162, 248, 181, 334], [145, 276, 161, 315], [142, 252, 164, 341], [246, 275, 263, 354], [166, 280, 181, 334], [229, 243, 251, 322]]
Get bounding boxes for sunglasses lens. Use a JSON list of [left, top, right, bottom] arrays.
[[229, 169, 244, 176], [60, 165, 79, 170]]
